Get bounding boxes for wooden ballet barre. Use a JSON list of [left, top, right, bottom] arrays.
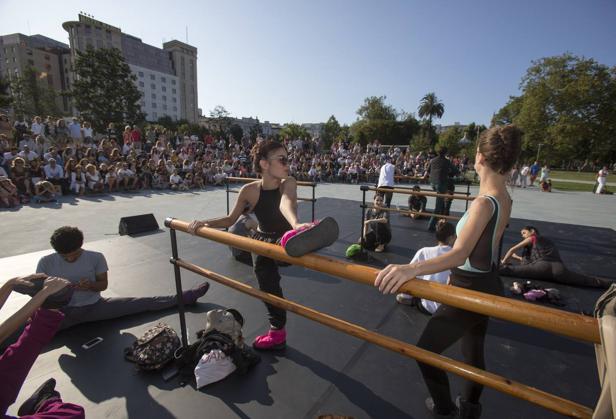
[[364, 205, 462, 221], [172, 258, 593, 419], [370, 186, 476, 201], [227, 176, 317, 187], [165, 218, 600, 345], [226, 188, 316, 202]]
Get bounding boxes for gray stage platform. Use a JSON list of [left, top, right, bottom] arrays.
[[1, 197, 610, 418]]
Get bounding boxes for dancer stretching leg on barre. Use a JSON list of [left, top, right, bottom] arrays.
[[375, 125, 522, 419], [189, 140, 336, 350]]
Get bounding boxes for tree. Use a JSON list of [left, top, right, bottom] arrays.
[[436, 125, 465, 156], [67, 47, 144, 132], [0, 75, 13, 109], [321, 115, 341, 147], [209, 105, 232, 135], [8, 67, 60, 117], [279, 123, 309, 139], [229, 123, 243, 142], [493, 53, 616, 163], [417, 92, 445, 147], [356, 96, 397, 121], [351, 96, 420, 145]]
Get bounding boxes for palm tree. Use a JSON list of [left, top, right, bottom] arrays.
[[417, 92, 445, 147]]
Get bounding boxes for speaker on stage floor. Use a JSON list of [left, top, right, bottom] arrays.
[[119, 214, 159, 236]]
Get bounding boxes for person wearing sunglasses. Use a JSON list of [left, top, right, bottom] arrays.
[[189, 140, 312, 350]]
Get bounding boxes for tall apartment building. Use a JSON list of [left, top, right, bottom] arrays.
[[63, 13, 198, 122], [0, 33, 72, 113]]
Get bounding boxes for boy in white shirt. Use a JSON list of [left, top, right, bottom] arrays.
[[396, 220, 456, 314]]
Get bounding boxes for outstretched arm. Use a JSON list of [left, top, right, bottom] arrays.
[[375, 197, 494, 294], [280, 177, 306, 230], [501, 237, 533, 264], [188, 183, 255, 233]]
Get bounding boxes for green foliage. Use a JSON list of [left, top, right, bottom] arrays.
[[229, 123, 243, 141], [321, 115, 341, 147], [279, 123, 310, 139], [409, 130, 432, 153], [492, 53, 616, 163], [356, 96, 398, 121], [351, 96, 420, 145], [8, 67, 60, 117], [0, 75, 13, 109], [67, 47, 144, 132], [417, 92, 445, 147], [436, 125, 465, 156], [209, 105, 232, 135]]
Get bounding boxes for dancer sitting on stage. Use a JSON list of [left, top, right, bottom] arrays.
[[189, 140, 318, 350], [363, 193, 392, 253], [408, 185, 427, 219], [500, 226, 613, 288], [396, 220, 456, 313], [31, 226, 210, 330], [375, 125, 522, 419], [1, 275, 84, 418]]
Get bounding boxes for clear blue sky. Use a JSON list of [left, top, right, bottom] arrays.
[[1, 0, 615, 126]]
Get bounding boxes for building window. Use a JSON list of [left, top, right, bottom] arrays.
[[138, 71, 144, 77], [150, 74, 155, 80], [161, 76, 166, 83], [162, 95, 166, 101], [163, 104, 167, 110], [171, 79, 176, 85], [44, 55, 50, 61], [139, 81, 144, 87], [85, 25, 92, 35], [153, 112, 158, 119], [96, 39, 103, 48], [172, 97, 177, 103], [162, 86, 166, 92], [152, 103, 157, 108], [173, 106, 177, 111], [151, 93, 156, 99], [150, 83, 155, 89], [106, 30, 112, 40], [172, 88, 176, 94]]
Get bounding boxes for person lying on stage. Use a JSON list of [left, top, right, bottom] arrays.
[[375, 125, 522, 419], [363, 193, 392, 253], [30, 226, 210, 330], [396, 220, 456, 313], [500, 226, 613, 288], [0, 275, 85, 418], [407, 185, 427, 219], [188, 140, 336, 351]]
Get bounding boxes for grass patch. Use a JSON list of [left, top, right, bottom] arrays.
[[551, 181, 595, 192], [550, 170, 598, 182]]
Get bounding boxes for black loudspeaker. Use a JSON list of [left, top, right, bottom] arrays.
[[119, 214, 159, 236]]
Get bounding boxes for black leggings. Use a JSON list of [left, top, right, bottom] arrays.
[[364, 223, 392, 250], [252, 253, 287, 329], [500, 260, 610, 288], [416, 269, 502, 413]]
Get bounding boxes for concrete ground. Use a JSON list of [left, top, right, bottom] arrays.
[[0, 182, 614, 258]]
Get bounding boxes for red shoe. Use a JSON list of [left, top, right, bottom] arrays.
[[252, 328, 286, 350]]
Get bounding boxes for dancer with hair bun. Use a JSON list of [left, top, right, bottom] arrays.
[[375, 125, 523, 418]]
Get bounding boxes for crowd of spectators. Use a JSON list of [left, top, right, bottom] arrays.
[[0, 113, 473, 209]]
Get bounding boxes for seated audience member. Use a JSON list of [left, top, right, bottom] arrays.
[[33, 180, 58, 203], [363, 193, 392, 253], [396, 220, 456, 313], [0, 275, 85, 418], [500, 226, 613, 288], [43, 158, 66, 193], [408, 185, 427, 219], [169, 170, 187, 191], [36, 226, 211, 329], [69, 165, 86, 195], [117, 162, 138, 190], [105, 163, 118, 192], [85, 164, 104, 193], [0, 176, 20, 208], [10, 157, 31, 198]]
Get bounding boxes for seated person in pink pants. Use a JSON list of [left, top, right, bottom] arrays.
[[0, 274, 85, 418]]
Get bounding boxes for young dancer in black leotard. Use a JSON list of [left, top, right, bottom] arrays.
[[375, 125, 522, 418], [500, 226, 612, 288], [189, 140, 311, 350]]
